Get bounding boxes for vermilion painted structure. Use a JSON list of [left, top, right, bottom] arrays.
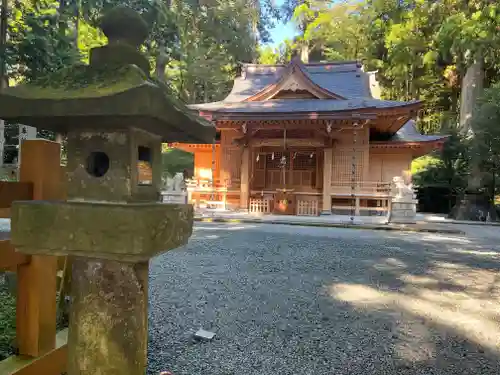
[[172, 58, 446, 216]]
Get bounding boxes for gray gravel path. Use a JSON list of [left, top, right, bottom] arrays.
[[148, 223, 500, 375]]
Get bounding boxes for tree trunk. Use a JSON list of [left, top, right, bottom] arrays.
[[461, 58, 483, 193], [155, 44, 168, 82], [73, 1, 79, 46], [58, 0, 67, 36], [450, 57, 497, 220], [459, 58, 483, 131], [0, 0, 8, 168]]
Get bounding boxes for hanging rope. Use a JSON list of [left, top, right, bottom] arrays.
[[350, 122, 359, 224], [211, 137, 216, 201], [282, 127, 287, 188]]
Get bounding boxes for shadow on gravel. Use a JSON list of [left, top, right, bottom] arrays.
[[329, 231, 500, 374], [147, 224, 500, 375]]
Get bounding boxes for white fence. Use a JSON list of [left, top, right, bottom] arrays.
[[249, 198, 272, 214], [297, 199, 319, 216]]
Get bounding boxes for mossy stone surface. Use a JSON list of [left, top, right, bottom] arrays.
[[100, 5, 149, 47], [68, 259, 148, 375], [65, 129, 162, 202], [7, 64, 146, 100], [11, 201, 193, 262]]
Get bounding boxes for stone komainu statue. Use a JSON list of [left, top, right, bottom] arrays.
[[391, 175, 414, 201], [172, 172, 186, 191]]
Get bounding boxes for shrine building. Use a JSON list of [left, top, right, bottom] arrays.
[[171, 58, 446, 216]]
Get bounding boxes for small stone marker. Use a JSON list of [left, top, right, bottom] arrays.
[[194, 329, 216, 341]]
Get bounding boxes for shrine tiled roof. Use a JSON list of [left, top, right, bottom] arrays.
[[390, 120, 447, 143], [190, 98, 420, 113], [191, 60, 421, 118], [223, 61, 371, 102]]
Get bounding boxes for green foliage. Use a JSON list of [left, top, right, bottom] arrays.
[[411, 137, 468, 212], [2, 0, 277, 103], [468, 82, 500, 198], [163, 0, 262, 103], [162, 148, 193, 177], [258, 46, 280, 64], [6, 0, 79, 84], [279, 0, 500, 136], [257, 39, 297, 64], [296, 2, 367, 61], [0, 288, 16, 360], [436, 2, 500, 71], [411, 155, 441, 176]]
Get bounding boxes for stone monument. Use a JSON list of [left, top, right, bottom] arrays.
[[0, 6, 214, 374], [388, 175, 418, 224], [162, 172, 188, 204]]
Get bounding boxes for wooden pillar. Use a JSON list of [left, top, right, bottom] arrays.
[[322, 147, 333, 214], [17, 140, 62, 357], [240, 147, 250, 210], [355, 197, 361, 216]]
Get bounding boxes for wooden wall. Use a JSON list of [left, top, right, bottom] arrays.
[[219, 130, 241, 184], [330, 128, 413, 184], [331, 128, 369, 184], [368, 149, 412, 182], [194, 150, 217, 180], [189, 130, 243, 186]]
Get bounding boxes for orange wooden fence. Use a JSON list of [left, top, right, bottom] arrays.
[[0, 140, 67, 375]]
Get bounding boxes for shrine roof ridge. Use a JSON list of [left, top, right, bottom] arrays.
[[189, 98, 421, 114], [242, 60, 361, 73]]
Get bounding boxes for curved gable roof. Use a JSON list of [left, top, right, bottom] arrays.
[[224, 60, 372, 102], [244, 57, 346, 101]]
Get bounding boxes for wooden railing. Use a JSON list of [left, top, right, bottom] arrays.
[[0, 140, 67, 375], [331, 181, 391, 196], [186, 178, 241, 191]]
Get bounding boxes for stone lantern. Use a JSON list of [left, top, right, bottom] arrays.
[[0, 6, 214, 375]]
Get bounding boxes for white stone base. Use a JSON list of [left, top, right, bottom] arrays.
[[339, 217, 364, 225], [389, 200, 417, 224], [161, 192, 187, 204]]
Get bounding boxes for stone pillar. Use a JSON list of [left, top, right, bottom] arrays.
[[68, 259, 149, 375], [322, 147, 333, 214], [240, 147, 249, 210]]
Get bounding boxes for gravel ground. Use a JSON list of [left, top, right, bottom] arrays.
[[148, 223, 500, 375]]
